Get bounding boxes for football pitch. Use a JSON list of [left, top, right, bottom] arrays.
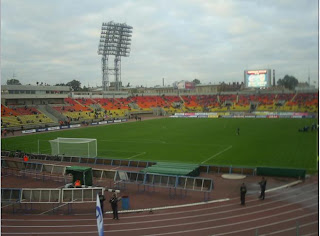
[[1, 118, 318, 172]]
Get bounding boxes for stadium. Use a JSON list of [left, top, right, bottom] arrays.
[[1, 1, 319, 236]]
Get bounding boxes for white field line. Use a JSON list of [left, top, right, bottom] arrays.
[[201, 145, 233, 164], [100, 139, 165, 144], [127, 152, 146, 160]]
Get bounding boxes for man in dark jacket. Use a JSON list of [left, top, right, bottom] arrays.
[[109, 193, 121, 220], [259, 177, 267, 200], [240, 183, 247, 205]]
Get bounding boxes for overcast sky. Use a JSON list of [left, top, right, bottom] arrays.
[[1, 0, 319, 88]]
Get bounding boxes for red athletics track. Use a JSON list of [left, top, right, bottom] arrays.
[[1, 176, 318, 235]]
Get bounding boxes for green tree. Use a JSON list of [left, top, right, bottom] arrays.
[[81, 86, 89, 92], [66, 80, 81, 91], [277, 75, 299, 90], [55, 83, 67, 86], [193, 79, 200, 85], [7, 79, 21, 85]]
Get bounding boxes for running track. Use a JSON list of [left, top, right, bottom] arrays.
[[2, 180, 318, 236]]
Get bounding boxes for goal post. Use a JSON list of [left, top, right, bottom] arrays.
[[49, 138, 97, 158]]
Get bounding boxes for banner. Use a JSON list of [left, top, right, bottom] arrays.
[[99, 121, 109, 125], [96, 194, 104, 236], [36, 128, 48, 132], [69, 124, 81, 128], [267, 115, 279, 119], [47, 126, 60, 131], [22, 129, 36, 134]]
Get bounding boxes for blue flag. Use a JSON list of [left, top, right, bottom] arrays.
[[96, 194, 104, 236]]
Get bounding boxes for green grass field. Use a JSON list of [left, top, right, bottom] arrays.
[[1, 118, 318, 171]]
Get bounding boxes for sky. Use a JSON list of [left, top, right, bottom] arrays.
[[1, 0, 319, 88]]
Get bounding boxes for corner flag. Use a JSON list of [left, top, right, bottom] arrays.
[[96, 194, 104, 236]]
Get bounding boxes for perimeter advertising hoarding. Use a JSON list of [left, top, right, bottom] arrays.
[[244, 69, 271, 88]]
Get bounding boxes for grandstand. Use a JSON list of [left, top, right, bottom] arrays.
[[0, 84, 318, 131]]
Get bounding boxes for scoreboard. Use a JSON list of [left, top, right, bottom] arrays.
[[244, 69, 271, 88]]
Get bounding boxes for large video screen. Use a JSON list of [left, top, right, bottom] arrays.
[[244, 69, 271, 88]]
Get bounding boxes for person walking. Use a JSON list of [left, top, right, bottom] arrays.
[[109, 193, 121, 220], [240, 183, 247, 205], [259, 177, 267, 200]]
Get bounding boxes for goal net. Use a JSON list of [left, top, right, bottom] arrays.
[[49, 138, 97, 158]]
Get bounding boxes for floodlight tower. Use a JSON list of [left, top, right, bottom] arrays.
[[98, 21, 133, 91]]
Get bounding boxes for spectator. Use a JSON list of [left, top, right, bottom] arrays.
[[259, 177, 267, 200], [240, 183, 247, 205]]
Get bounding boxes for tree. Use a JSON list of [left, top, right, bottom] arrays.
[[55, 83, 67, 86], [81, 86, 89, 92], [192, 79, 200, 85], [7, 79, 21, 85], [66, 80, 81, 91], [277, 75, 299, 90]]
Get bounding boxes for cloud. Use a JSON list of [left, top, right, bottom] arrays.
[[1, 0, 318, 87]]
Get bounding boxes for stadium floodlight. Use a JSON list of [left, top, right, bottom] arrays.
[[98, 21, 133, 91]]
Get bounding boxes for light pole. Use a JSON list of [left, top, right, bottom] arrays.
[[98, 21, 133, 91]]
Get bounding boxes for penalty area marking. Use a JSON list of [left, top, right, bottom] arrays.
[[201, 145, 232, 164], [100, 139, 166, 144], [127, 152, 146, 160]]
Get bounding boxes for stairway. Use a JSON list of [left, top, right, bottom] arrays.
[[290, 93, 297, 102], [36, 105, 61, 123]]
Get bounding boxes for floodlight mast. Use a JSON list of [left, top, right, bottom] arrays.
[[98, 21, 133, 91]]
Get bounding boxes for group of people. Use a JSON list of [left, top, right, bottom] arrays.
[[298, 123, 317, 132], [71, 179, 121, 220], [99, 192, 122, 220], [240, 177, 267, 205]]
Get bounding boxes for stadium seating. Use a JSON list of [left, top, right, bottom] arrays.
[[181, 96, 202, 112], [130, 96, 167, 111], [1, 105, 19, 116], [75, 98, 97, 106], [1, 92, 317, 128], [1, 105, 54, 128]]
